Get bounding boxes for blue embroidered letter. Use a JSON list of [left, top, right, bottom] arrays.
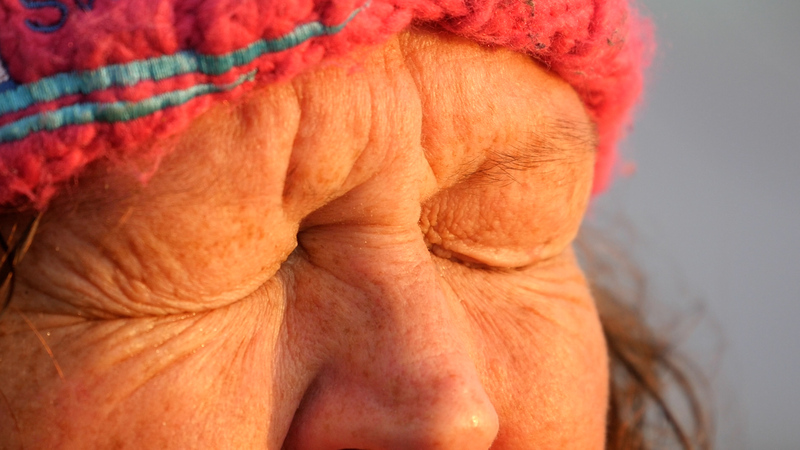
[[20, 0, 69, 33]]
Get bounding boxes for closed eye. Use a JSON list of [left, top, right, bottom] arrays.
[[427, 243, 531, 272]]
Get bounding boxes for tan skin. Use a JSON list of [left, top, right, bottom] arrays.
[[0, 29, 605, 448]]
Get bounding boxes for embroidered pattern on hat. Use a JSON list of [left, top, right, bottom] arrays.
[[0, 2, 366, 144], [20, 0, 106, 34]]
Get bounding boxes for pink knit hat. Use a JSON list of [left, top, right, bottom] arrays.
[[0, 0, 652, 209]]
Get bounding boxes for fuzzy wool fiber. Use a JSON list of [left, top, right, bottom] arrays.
[[0, 0, 653, 208]]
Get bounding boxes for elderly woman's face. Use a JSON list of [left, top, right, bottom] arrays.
[[0, 30, 605, 448]]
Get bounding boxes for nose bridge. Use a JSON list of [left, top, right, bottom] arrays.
[[286, 227, 499, 449], [315, 226, 463, 360], [354, 235, 464, 372]]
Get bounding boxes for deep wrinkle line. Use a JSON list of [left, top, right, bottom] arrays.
[[0, 2, 368, 116]]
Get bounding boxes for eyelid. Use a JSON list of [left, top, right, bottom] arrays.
[[428, 243, 536, 271], [429, 244, 490, 268]]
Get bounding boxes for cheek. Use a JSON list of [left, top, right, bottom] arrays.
[[443, 255, 608, 449], [0, 284, 291, 448]]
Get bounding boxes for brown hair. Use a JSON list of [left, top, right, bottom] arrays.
[[0, 213, 41, 315], [577, 229, 713, 450]]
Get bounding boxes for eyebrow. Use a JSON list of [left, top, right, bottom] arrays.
[[474, 114, 599, 186]]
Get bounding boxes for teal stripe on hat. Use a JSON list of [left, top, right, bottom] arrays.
[[0, 71, 255, 143], [0, 2, 365, 116]]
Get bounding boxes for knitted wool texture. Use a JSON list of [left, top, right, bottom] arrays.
[[0, 0, 652, 208]]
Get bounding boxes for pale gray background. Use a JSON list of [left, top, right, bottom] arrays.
[[588, 0, 800, 448]]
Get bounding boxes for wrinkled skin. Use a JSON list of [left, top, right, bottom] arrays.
[[0, 29, 606, 449]]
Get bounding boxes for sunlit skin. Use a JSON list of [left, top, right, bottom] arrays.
[[0, 29, 606, 449]]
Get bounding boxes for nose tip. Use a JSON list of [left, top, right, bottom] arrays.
[[424, 386, 500, 448], [395, 366, 500, 449], [282, 355, 500, 450]]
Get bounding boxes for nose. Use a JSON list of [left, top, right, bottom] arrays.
[[281, 231, 499, 449]]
